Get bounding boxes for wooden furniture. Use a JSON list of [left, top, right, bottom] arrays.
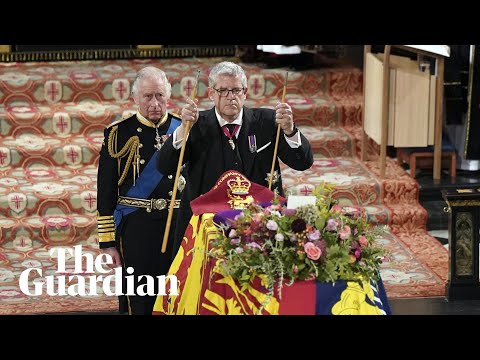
[[443, 188, 480, 300], [362, 45, 448, 180], [397, 148, 456, 178]]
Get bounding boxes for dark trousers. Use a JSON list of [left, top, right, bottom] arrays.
[[116, 209, 176, 315]]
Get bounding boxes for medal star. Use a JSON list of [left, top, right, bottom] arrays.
[[265, 170, 279, 185]]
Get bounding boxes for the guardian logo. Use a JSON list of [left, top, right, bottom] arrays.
[[18, 245, 178, 297]]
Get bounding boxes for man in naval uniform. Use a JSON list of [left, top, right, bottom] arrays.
[[157, 61, 313, 260], [96, 66, 184, 315]]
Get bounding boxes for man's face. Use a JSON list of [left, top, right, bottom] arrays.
[[208, 74, 247, 122], [134, 77, 169, 123]]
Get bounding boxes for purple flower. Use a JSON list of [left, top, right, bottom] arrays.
[[351, 241, 360, 250], [326, 219, 338, 231], [230, 238, 241, 245], [246, 242, 262, 250], [266, 220, 278, 231], [235, 247, 243, 254], [307, 229, 321, 241]]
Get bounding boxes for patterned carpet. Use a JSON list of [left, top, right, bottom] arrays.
[[0, 56, 448, 314]]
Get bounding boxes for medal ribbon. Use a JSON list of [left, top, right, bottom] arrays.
[[222, 124, 240, 142]]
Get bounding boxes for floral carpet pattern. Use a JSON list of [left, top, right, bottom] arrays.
[[0, 57, 447, 314]]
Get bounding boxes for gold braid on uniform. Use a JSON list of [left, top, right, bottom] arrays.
[[108, 125, 140, 186], [97, 211, 116, 243]]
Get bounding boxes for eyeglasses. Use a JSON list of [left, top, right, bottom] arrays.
[[212, 87, 245, 97]]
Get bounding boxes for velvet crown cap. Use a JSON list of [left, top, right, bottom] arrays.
[[190, 170, 284, 215]]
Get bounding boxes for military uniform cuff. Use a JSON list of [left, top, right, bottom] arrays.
[[97, 214, 116, 243]]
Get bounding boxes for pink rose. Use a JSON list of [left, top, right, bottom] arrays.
[[358, 235, 369, 247], [304, 242, 322, 260], [338, 225, 351, 240]]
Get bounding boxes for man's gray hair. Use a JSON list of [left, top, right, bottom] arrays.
[[208, 61, 247, 88], [131, 66, 172, 98]]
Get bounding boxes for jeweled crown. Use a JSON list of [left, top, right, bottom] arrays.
[[227, 176, 251, 195]]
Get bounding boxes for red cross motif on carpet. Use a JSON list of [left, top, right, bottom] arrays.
[[53, 113, 71, 135], [112, 79, 130, 101], [8, 193, 27, 213], [63, 146, 81, 165], [81, 191, 97, 212], [247, 74, 265, 99], [13, 236, 33, 250], [300, 185, 313, 196], [0, 147, 11, 167], [44, 80, 62, 103], [181, 76, 199, 99]]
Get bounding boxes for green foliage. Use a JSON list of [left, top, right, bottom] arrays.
[[209, 182, 389, 297]]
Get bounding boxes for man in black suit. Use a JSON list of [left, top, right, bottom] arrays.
[[157, 61, 313, 258]]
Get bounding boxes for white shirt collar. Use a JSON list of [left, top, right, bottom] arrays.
[[215, 107, 243, 128]]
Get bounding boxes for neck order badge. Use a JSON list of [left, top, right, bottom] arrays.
[[223, 124, 240, 150]]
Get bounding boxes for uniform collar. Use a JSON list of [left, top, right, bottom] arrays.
[[136, 111, 168, 128]]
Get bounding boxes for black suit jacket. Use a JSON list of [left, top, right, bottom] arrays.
[[157, 106, 314, 257]]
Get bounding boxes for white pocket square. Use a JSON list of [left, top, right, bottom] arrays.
[[256, 142, 271, 153]]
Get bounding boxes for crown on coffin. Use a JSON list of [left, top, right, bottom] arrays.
[[227, 176, 251, 195]]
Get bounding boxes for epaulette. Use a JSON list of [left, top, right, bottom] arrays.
[[106, 115, 132, 129]]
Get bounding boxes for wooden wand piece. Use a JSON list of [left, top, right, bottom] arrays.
[[161, 70, 200, 253], [268, 71, 289, 190]]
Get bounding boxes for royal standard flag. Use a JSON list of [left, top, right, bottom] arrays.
[[153, 170, 391, 315]]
